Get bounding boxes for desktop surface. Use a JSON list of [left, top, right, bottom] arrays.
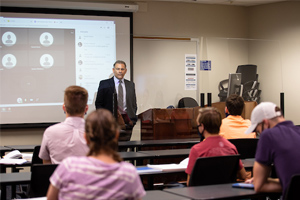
[[164, 183, 269, 200]]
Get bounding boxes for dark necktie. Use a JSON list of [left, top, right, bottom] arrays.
[[118, 80, 124, 112]]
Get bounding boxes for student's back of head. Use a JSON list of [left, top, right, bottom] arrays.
[[64, 85, 88, 116], [197, 107, 222, 134], [226, 94, 244, 116], [85, 109, 122, 162]]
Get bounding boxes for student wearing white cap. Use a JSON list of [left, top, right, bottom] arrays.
[[245, 102, 300, 198]]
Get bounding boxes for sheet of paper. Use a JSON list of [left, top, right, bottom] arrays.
[[147, 163, 187, 172], [0, 158, 28, 165]]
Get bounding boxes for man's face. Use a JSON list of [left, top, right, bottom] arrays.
[[255, 120, 269, 134], [113, 63, 127, 80], [255, 123, 263, 134]]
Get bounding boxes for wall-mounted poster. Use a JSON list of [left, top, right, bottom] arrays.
[[185, 54, 197, 90]]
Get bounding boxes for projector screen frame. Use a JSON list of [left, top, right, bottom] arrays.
[[0, 6, 133, 129]]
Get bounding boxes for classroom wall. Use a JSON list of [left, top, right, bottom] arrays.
[[2, 1, 300, 145], [1, 1, 250, 145], [133, 2, 249, 112], [248, 2, 300, 124]]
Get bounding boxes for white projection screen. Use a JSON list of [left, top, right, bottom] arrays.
[[0, 6, 133, 127]]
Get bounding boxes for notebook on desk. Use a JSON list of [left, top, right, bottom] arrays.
[[136, 166, 162, 173], [232, 183, 254, 189]]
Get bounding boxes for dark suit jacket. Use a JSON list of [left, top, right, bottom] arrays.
[[95, 77, 137, 124]]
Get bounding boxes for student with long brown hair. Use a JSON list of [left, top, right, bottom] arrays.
[[47, 109, 146, 200]]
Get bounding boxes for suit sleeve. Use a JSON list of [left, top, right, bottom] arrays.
[[95, 80, 104, 109], [128, 81, 138, 124], [132, 82, 137, 116]]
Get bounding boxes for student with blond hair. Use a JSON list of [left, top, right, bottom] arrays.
[[39, 85, 89, 164]]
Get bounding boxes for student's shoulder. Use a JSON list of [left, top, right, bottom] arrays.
[[44, 122, 64, 133], [61, 156, 87, 168], [120, 161, 138, 172]]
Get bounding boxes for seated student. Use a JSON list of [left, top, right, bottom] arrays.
[[39, 85, 89, 164], [47, 109, 146, 200], [245, 102, 300, 198], [219, 94, 256, 139], [186, 107, 247, 185]]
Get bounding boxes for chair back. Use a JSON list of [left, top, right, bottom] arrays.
[[236, 64, 257, 85], [29, 164, 58, 197], [188, 154, 240, 186], [31, 146, 43, 165], [178, 97, 198, 108], [284, 174, 300, 200], [228, 138, 258, 159]]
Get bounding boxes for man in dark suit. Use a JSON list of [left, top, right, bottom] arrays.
[[95, 60, 137, 141]]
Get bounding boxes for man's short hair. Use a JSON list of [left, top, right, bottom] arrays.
[[197, 107, 222, 134], [113, 60, 126, 68], [226, 94, 245, 115], [64, 85, 88, 115]]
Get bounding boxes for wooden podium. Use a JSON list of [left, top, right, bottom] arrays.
[[138, 101, 257, 140], [138, 108, 199, 140]]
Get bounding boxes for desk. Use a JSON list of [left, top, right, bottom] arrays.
[[4, 145, 36, 152], [242, 158, 255, 171], [164, 183, 279, 200], [0, 159, 256, 199], [0, 172, 31, 200], [0, 146, 12, 157], [2, 140, 198, 155], [0, 149, 189, 173], [139, 148, 190, 158], [0, 168, 186, 199], [119, 138, 198, 151], [0, 162, 31, 173], [119, 152, 156, 162], [144, 190, 190, 200]]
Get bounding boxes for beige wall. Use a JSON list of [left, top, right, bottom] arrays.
[[132, 2, 249, 110], [133, 2, 248, 38], [2, 1, 300, 146], [1, 2, 250, 145], [248, 2, 300, 124]]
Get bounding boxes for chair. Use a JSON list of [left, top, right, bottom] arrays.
[[228, 138, 258, 159], [31, 146, 43, 168], [188, 154, 240, 186], [218, 79, 229, 102], [218, 64, 261, 102], [29, 164, 58, 197], [236, 64, 260, 102], [18, 146, 44, 197], [178, 97, 199, 108], [284, 174, 300, 200]]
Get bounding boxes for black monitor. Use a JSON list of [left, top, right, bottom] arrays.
[[227, 73, 242, 97]]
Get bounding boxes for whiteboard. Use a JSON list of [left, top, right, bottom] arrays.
[[133, 38, 198, 114]]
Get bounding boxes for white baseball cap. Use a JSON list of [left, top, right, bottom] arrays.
[[245, 102, 282, 134]]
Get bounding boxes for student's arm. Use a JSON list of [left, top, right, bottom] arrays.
[[43, 159, 51, 164], [186, 174, 190, 186], [47, 184, 59, 200], [237, 167, 247, 180], [253, 161, 282, 193]]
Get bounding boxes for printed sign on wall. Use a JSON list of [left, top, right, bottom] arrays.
[[185, 54, 197, 90], [200, 60, 211, 71]]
